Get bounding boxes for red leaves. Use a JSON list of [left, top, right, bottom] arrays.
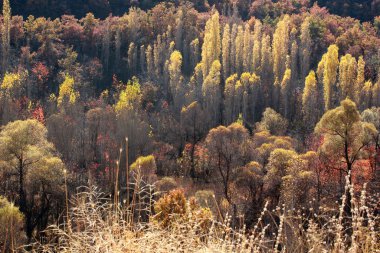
[[31, 106, 45, 124], [32, 62, 49, 83]]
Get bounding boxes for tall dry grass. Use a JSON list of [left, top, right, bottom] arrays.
[[28, 174, 379, 253]]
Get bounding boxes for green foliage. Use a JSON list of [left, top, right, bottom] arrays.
[[256, 108, 288, 136], [315, 99, 378, 173]]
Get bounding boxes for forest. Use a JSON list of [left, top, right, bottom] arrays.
[[0, 0, 379, 252]]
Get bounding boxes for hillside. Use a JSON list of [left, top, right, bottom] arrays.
[[0, 0, 379, 252]]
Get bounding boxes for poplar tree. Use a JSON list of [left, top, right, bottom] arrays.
[[168, 50, 184, 112], [140, 45, 146, 73], [2, 0, 11, 73], [280, 69, 292, 118], [356, 56, 365, 103], [128, 42, 137, 76], [252, 20, 262, 73], [299, 17, 312, 81], [235, 25, 244, 76], [101, 19, 111, 72], [222, 24, 231, 79], [114, 28, 121, 71], [261, 35, 272, 106], [322, 45, 339, 111], [360, 80, 372, 110], [190, 39, 200, 71], [230, 24, 238, 74], [223, 74, 239, 125], [372, 78, 380, 107], [146, 45, 154, 79], [191, 63, 204, 102], [243, 24, 252, 73], [338, 54, 357, 102], [202, 60, 222, 128], [201, 12, 221, 79], [272, 15, 290, 81], [302, 71, 318, 127]]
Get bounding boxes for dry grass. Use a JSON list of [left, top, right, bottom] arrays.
[[28, 175, 379, 253]]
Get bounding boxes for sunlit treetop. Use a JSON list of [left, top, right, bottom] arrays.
[[115, 76, 142, 113], [57, 74, 79, 107]]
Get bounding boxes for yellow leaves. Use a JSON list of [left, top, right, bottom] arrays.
[[303, 70, 317, 106], [322, 44, 339, 110], [130, 155, 156, 172], [1, 72, 21, 90], [114, 77, 141, 113], [57, 74, 78, 107], [339, 53, 357, 101], [201, 11, 221, 78], [273, 15, 291, 80]]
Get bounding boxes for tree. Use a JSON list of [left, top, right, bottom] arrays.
[[361, 107, 380, 172], [272, 15, 290, 82], [57, 74, 79, 108], [234, 25, 244, 75], [201, 12, 221, 79], [2, 0, 11, 73], [130, 155, 157, 183], [222, 24, 231, 79], [264, 148, 298, 205], [168, 50, 184, 113], [205, 123, 252, 204], [322, 45, 339, 111], [233, 161, 264, 226], [202, 60, 222, 128], [115, 77, 142, 113], [128, 42, 138, 76], [0, 196, 24, 251], [256, 108, 288, 136], [146, 45, 154, 79], [223, 74, 240, 125], [260, 35, 272, 107], [101, 18, 111, 72], [0, 119, 66, 240], [280, 68, 291, 118], [356, 56, 365, 104], [181, 101, 206, 178], [338, 54, 357, 102], [360, 80, 372, 110], [372, 78, 380, 107], [299, 17, 312, 81], [315, 99, 377, 185], [252, 20, 262, 73], [242, 23, 252, 73], [302, 70, 319, 127]]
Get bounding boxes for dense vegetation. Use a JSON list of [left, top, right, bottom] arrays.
[[0, 0, 379, 251]]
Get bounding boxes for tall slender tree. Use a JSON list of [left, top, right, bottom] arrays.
[[2, 0, 11, 73], [201, 12, 221, 79]]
